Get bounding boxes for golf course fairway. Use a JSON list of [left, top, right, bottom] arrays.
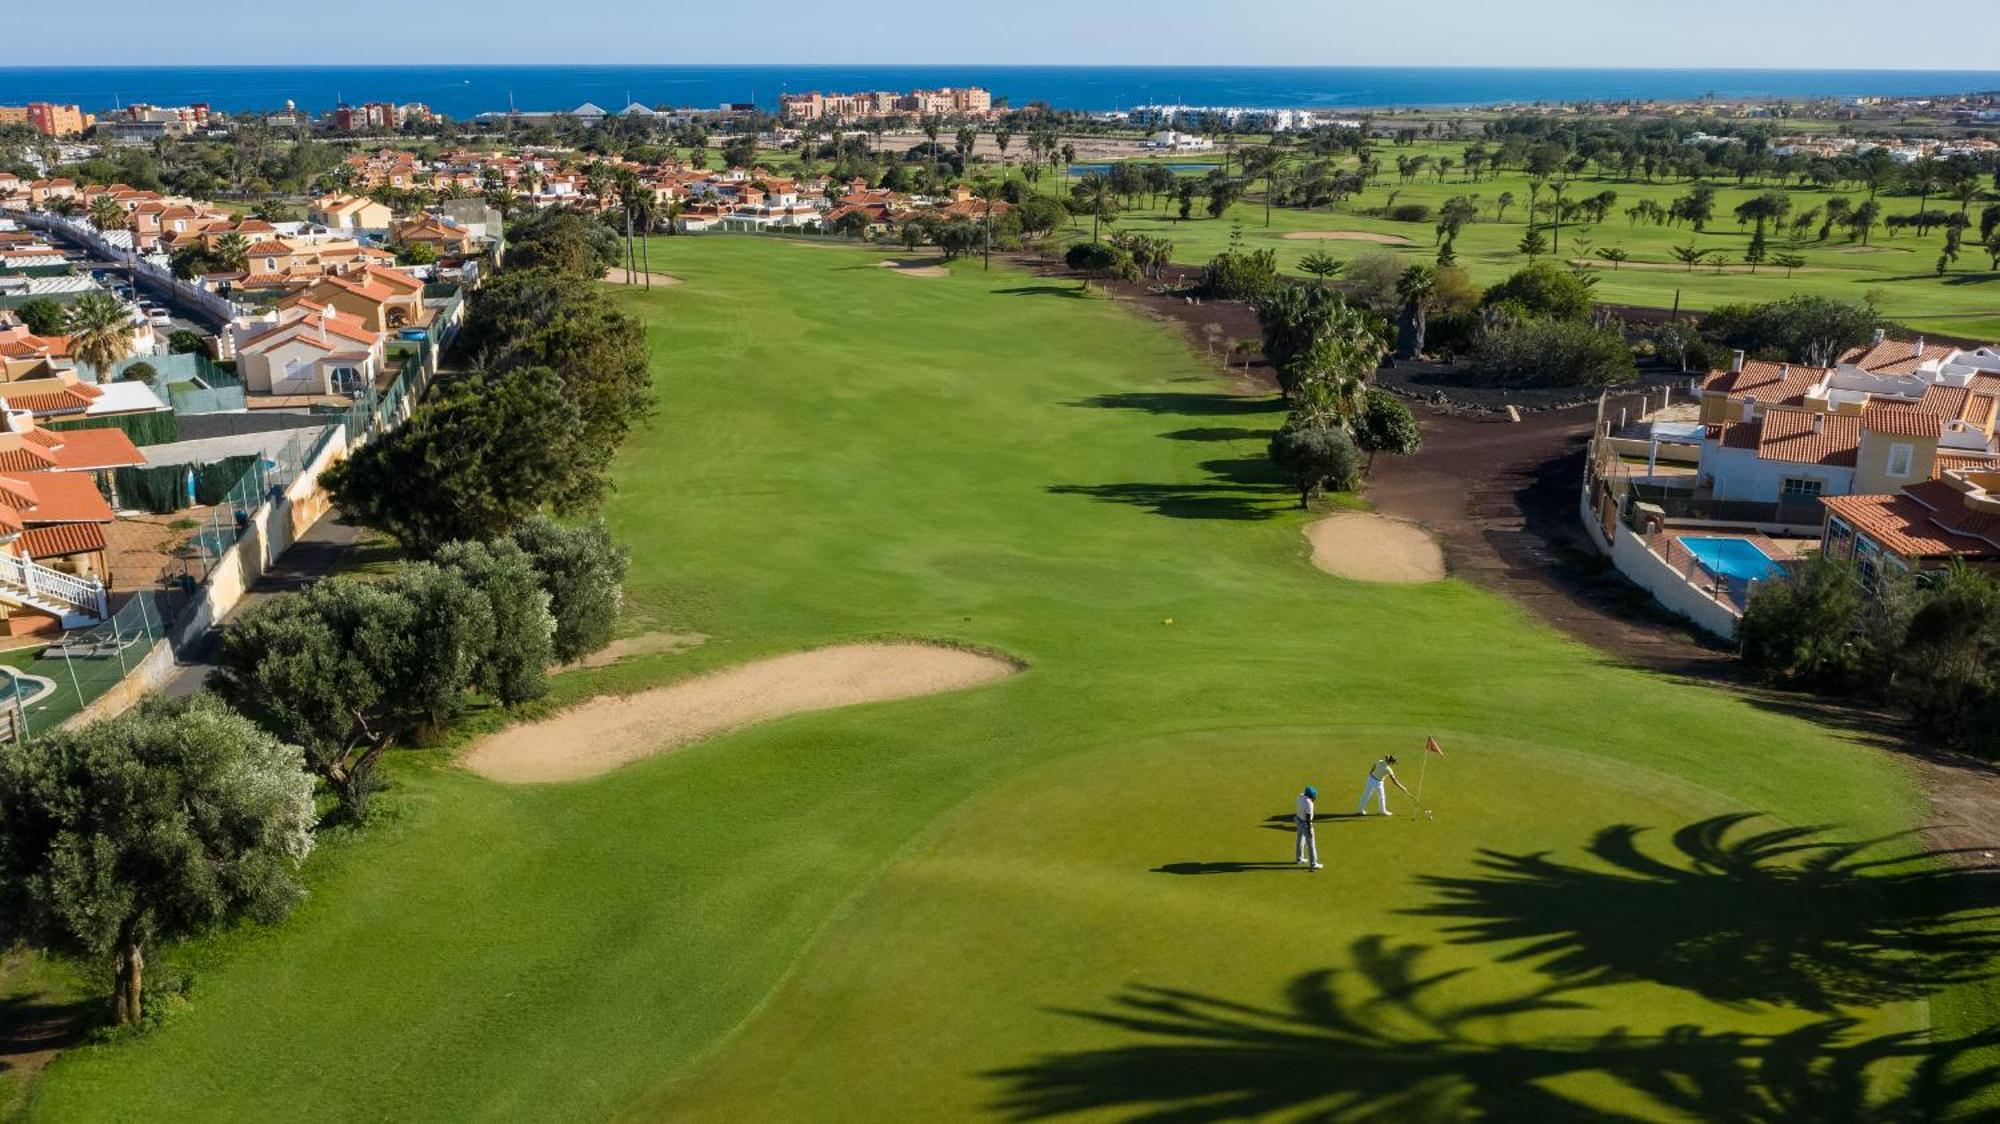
[[24, 238, 1998, 1120]]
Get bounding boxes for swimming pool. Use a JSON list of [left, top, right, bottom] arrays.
[[1677, 536, 1784, 583]]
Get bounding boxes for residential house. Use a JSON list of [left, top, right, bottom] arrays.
[[1820, 467, 2000, 578], [230, 306, 384, 398], [278, 266, 425, 333], [309, 193, 394, 234], [391, 214, 478, 256]]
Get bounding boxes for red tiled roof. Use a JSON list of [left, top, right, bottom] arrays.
[[1822, 491, 2000, 560], [1909, 479, 2000, 548], [19, 522, 105, 559], [1860, 402, 1944, 439], [1701, 361, 1829, 405], [46, 427, 144, 471], [1839, 338, 1958, 376], [0, 446, 59, 472], [1715, 408, 1862, 467]]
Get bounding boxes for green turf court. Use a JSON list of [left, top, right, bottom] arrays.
[[21, 238, 1999, 1120]]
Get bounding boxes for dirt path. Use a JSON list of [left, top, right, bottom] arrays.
[[462, 643, 1019, 783], [1305, 513, 1445, 583], [1365, 403, 2000, 860]]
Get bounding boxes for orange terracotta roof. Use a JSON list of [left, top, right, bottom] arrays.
[[1860, 402, 1944, 439], [0, 446, 59, 472], [1909, 479, 2000, 548], [1701, 361, 1828, 406], [1822, 491, 2000, 560], [1722, 408, 1863, 467], [46, 427, 143, 470], [0, 470, 112, 524], [19, 521, 106, 559], [1839, 338, 1958, 376]]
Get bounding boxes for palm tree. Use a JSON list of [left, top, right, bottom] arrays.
[[212, 232, 251, 273], [1494, 191, 1515, 222], [1077, 174, 1117, 242], [994, 124, 1013, 185], [1394, 264, 1439, 358], [64, 292, 135, 377], [88, 194, 126, 233], [1547, 175, 1571, 255], [921, 115, 944, 185]]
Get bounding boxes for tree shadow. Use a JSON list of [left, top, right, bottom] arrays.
[[1159, 426, 1268, 443], [1406, 813, 2000, 1011], [995, 285, 1087, 298], [0, 991, 97, 1076], [1067, 392, 1281, 417], [986, 936, 2000, 1121], [1046, 480, 1290, 522]]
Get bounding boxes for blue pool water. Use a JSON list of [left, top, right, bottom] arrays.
[[1678, 537, 1783, 583]]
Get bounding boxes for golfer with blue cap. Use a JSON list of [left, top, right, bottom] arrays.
[[1295, 785, 1323, 870]]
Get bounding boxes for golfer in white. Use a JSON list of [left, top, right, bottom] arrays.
[[1295, 785, 1323, 870], [1357, 755, 1411, 815]]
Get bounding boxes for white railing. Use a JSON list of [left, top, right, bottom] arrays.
[[0, 552, 108, 618]]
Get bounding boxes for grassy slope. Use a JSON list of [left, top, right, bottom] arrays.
[[23, 239, 1984, 1120]]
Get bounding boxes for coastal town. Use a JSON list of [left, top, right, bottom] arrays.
[[1, 45, 2000, 1122]]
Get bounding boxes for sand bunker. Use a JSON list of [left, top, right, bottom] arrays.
[[602, 268, 683, 286], [1569, 258, 1819, 275], [463, 643, 1018, 783], [1282, 231, 1412, 245], [1305, 513, 1446, 584], [878, 259, 949, 278]]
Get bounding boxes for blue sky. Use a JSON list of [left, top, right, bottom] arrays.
[[8, 0, 1999, 67]]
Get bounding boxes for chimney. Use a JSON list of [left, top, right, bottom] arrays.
[[1730, 349, 1746, 374], [1872, 328, 1886, 346], [1812, 413, 1823, 434], [1913, 336, 1925, 357]]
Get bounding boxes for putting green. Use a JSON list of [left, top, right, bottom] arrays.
[[24, 239, 1996, 1121]]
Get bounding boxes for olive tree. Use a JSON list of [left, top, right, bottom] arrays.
[[512, 517, 627, 663], [0, 694, 315, 1025]]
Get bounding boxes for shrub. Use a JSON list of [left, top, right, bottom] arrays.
[[1480, 261, 1594, 323], [1268, 422, 1362, 507], [1700, 295, 1881, 367], [1201, 248, 1279, 301], [1340, 250, 1405, 314], [1473, 320, 1637, 387], [1386, 203, 1433, 223]]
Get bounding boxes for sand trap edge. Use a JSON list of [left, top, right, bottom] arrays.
[[1304, 512, 1447, 584], [462, 642, 1022, 784]]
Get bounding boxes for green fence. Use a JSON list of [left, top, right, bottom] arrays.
[[16, 590, 178, 736], [46, 409, 180, 447]]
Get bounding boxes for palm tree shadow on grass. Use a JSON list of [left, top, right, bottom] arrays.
[[986, 936, 2000, 1122], [1405, 813, 2000, 1012], [1067, 392, 1282, 418], [1047, 457, 1294, 522]]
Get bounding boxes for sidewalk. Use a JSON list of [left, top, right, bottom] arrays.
[[160, 512, 363, 698]]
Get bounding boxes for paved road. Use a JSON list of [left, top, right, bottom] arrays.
[[160, 512, 362, 698]]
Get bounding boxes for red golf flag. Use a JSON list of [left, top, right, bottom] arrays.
[[1425, 736, 1445, 756]]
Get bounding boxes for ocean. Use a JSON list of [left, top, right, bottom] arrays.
[[1, 65, 1996, 119]]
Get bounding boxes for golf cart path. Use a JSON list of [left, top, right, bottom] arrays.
[[462, 642, 1019, 783]]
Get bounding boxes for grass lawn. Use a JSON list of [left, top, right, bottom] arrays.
[[22, 238, 1999, 1119], [1028, 139, 2000, 339]]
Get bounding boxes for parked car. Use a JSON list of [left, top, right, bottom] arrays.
[[146, 309, 172, 326]]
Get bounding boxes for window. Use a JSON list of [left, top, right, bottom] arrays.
[[1781, 478, 1824, 499], [1886, 443, 1915, 478], [1824, 516, 1854, 559]]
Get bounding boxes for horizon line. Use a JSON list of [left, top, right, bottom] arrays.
[[4, 62, 2000, 76]]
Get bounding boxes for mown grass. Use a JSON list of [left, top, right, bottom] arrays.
[[20, 238, 1995, 1120]]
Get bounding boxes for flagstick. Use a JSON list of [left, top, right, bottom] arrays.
[[1416, 749, 1429, 801]]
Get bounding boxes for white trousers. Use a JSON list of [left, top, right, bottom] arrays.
[[1357, 776, 1389, 814], [1295, 819, 1318, 865]]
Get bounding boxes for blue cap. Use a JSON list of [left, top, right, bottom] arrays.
[[1303, 785, 1318, 798]]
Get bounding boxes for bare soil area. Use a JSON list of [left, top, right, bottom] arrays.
[[559, 631, 708, 673], [1305, 513, 1446, 583], [463, 643, 1018, 783]]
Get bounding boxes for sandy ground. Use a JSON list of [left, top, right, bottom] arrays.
[[602, 268, 682, 286], [1281, 230, 1413, 245], [878, 259, 949, 278], [559, 630, 708, 672], [462, 642, 1018, 783], [1305, 512, 1447, 583]]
